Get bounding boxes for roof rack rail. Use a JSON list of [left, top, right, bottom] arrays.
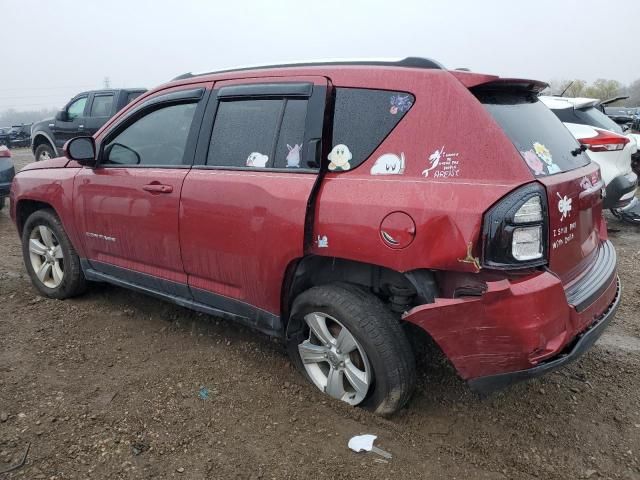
[[171, 56, 444, 81]]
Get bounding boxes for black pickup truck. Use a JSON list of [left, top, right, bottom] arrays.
[[31, 88, 146, 161]]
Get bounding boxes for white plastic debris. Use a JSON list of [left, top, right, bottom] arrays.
[[348, 434, 377, 453], [348, 434, 392, 459]]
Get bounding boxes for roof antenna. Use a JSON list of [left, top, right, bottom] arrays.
[[559, 81, 573, 97]]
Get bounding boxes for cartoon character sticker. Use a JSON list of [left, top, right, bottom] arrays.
[[533, 142, 561, 174], [389, 94, 413, 115], [328, 144, 352, 171], [557, 193, 572, 221], [580, 176, 593, 190], [422, 146, 460, 178], [286, 144, 302, 168], [246, 152, 269, 168], [317, 235, 329, 248], [370, 153, 405, 175], [521, 149, 545, 176]]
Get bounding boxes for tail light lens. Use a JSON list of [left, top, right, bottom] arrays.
[[579, 128, 630, 152], [0, 146, 10, 158], [482, 183, 548, 269]]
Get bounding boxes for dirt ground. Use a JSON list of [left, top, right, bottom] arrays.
[[1, 149, 639, 480]]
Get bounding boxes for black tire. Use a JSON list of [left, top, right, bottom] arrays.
[[34, 143, 55, 162], [610, 207, 640, 225], [0, 197, 5, 211], [287, 283, 416, 416], [22, 209, 87, 299]]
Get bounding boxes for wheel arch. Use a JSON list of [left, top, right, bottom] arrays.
[[281, 255, 438, 330], [15, 199, 58, 237], [31, 132, 56, 155]]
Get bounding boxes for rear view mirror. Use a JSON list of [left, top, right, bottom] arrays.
[[55, 110, 69, 122], [64, 136, 96, 166]]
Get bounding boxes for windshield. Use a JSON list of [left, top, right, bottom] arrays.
[[553, 106, 624, 134], [477, 91, 590, 176]]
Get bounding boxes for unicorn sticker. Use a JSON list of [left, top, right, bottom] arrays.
[[370, 153, 406, 175], [286, 144, 302, 168]]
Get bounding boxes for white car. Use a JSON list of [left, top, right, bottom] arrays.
[[539, 96, 638, 219]]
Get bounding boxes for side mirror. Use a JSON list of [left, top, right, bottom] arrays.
[[55, 110, 69, 122], [63, 136, 97, 167]]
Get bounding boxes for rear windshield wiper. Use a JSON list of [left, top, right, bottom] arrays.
[[571, 144, 587, 156]]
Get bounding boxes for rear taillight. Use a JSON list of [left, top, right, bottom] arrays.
[[482, 183, 548, 269], [579, 128, 630, 152], [0, 146, 11, 158]]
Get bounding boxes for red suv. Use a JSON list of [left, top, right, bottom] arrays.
[[10, 58, 620, 415]]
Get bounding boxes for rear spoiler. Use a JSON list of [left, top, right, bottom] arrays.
[[449, 71, 548, 93], [599, 95, 629, 107]]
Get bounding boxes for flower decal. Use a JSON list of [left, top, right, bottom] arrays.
[[389, 94, 413, 115], [557, 193, 572, 221], [521, 149, 545, 176]]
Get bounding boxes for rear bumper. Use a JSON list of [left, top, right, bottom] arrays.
[[403, 240, 619, 391], [604, 171, 637, 209], [468, 277, 620, 394]]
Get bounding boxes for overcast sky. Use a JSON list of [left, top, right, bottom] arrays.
[[2, 0, 639, 111]]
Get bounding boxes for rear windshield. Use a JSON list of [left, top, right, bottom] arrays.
[[477, 91, 590, 176], [553, 106, 623, 134]]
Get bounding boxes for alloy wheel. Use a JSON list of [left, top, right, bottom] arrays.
[[29, 225, 64, 288], [298, 312, 372, 405]]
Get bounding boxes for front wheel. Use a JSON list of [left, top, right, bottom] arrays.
[[34, 143, 55, 162], [22, 209, 87, 299], [287, 283, 416, 415]]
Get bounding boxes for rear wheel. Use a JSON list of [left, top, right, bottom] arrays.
[[21, 209, 87, 299], [287, 283, 416, 415], [34, 143, 55, 162]]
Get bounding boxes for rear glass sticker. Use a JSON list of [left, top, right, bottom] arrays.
[[521, 149, 545, 176], [317, 235, 329, 248], [328, 144, 352, 171], [533, 142, 561, 174], [370, 153, 405, 175], [246, 152, 269, 168], [422, 146, 460, 178], [389, 94, 413, 115], [557, 193, 572, 221], [286, 144, 302, 168]]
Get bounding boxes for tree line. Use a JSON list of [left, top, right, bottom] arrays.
[[546, 78, 640, 106]]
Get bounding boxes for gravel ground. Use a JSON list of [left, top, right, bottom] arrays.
[[1, 149, 639, 479]]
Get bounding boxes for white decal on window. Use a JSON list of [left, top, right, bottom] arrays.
[[370, 153, 405, 175], [328, 144, 352, 171], [246, 152, 269, 168], [286, 144, 302, 168]]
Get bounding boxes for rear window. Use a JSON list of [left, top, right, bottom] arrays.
[[478, 91, 589, 176], [553, 106, 623, 134], [330, 88, 414, 171]]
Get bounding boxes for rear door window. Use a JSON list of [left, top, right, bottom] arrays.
[[90, 94, 114, 117], [207, 98, 308, 169], [477, 91, 590, 176], [552, 106, 624, 134], [330, 88, 414, 171]]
